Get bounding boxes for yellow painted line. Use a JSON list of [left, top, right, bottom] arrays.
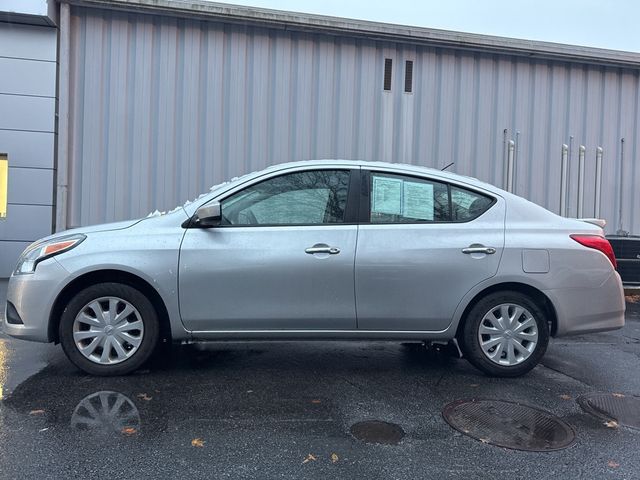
[[0, 154, 7, 218]]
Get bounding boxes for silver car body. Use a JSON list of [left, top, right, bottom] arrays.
[[4, 160, 625, 344]]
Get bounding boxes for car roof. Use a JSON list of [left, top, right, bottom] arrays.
[[259, 159, 503, 194]]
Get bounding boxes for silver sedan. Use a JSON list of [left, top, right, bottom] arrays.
[[3, 161, 625, 376]]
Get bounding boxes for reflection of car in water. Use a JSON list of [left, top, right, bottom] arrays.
[[1, 344, 353, 439], [71, 391, 140, 434], [2, 366, 168, 437]]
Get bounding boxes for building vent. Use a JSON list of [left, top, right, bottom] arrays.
[[384, 58, 392, 91], [404, 60, 413, 93]]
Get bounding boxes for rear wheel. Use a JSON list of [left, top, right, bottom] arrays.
[[59, 282, 159, 376], [460, 291, 550, 377]]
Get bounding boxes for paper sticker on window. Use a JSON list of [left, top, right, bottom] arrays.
[[0, 154, 7, 219], [403, 181, 433, 220], [372, 176, 402, 215], [451, 188, 475, 210]]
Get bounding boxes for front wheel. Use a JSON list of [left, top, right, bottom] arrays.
[[459, 291, 550, 377], [59, 282, 160, 376]]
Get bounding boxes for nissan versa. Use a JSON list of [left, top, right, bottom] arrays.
[[3, 161, 625, 376]]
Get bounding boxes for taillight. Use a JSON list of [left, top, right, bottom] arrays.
[[570, 234, 617, 269]]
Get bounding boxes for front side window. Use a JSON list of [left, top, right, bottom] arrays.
[[369, 172, 494, 223], [221, 170, 350, 226]]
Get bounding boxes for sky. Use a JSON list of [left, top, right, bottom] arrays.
[[209, 0, 640, 53]]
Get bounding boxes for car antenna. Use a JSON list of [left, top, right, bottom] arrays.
[[441, 162, 455, 171]]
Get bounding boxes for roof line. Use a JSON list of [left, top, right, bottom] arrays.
[[60, 0, 640, 69]]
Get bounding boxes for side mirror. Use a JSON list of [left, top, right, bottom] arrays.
[[194, 202, 221, 227]]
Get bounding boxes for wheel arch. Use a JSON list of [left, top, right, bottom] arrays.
[[48, 269, 172, 344], [454, 282, 559, 338]]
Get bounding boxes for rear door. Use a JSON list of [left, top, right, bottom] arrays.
[[355, 169, 505, 331]]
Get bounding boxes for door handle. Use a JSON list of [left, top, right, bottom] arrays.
[[305, 244, 340, 255], [462, 245, 496, 255]]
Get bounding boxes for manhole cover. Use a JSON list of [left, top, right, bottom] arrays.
[[578, 393, 640, 429], [350, 420, 405, 445], [442, 399, 575, 451]]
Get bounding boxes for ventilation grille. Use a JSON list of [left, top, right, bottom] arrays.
[[404, 60, 413, 93], [384, 58, 392, 91]]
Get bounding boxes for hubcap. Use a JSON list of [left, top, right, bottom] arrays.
[[478, 303, 539, 366], [72, 296, 144, 365]]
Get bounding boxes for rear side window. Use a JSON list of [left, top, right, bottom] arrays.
[[370, 173, 449, 223], [450, 186, 493, 221], [369, 172, 493, 223]]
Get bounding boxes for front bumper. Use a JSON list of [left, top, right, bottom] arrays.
[[3, 258, 69, 342], [546, 271, 626, 336]]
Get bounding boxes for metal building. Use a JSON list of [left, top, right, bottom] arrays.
[[0, 1, 58, 277], [1, 0, 640, 276]]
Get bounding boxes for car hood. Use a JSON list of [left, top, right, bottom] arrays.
[[32, 219, 144, 247]]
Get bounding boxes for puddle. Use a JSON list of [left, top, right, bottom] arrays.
[[350, 420, 405, 445], [71, 391, 141, 434]]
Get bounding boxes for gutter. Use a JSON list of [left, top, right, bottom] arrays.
[[59, 0, 640, 70]]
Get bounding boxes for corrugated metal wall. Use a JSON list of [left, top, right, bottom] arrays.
[[64, 6, 640, 234]]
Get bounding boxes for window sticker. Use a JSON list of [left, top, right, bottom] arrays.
[[372, 176, 402, 215], [451, 189, 476, 210], [403, 181, 433, 220]]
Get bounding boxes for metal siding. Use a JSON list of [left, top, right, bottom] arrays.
[[0, 23, 56, 277], [63, 6, 640, 234], [0, 23, 57, 60], [0, 204, 52, 241], [6, 167, 54, 205], [0, 130, 54, 169]]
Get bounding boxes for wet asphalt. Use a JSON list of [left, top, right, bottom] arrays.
[[1, 283, 639, 479]]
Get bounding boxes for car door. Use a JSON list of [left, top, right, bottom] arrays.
[[179, 167, 359, 332], [355, 169, 505, 331]]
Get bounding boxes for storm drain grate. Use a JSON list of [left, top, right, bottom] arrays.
[[350, 420, 405, 445], [578, 393, 640, 430], [442, 399, 575, 451]]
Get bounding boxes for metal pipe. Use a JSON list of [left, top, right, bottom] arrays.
[[567, 136, 573, 217], [594, 147, 603, 218], [502, 129, 508, 190], [55, 2, 71, 232], [514, 130, 520, 193], [618, 138, 626, 234], [577, 145, 585, 218], [507, 140, 515, 193], [560, 144, 568, 216]]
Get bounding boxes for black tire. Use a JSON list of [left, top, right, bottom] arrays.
[[59, 282, 160, 376], [459, 291, 550, 377]]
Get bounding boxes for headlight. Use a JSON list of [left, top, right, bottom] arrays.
[[14, 234, 86, 275]]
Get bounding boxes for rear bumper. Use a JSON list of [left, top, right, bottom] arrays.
[[545, 271, 626, 336]]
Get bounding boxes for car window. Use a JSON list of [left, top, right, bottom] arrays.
[[221, 170, 350, 225], [370, 172, 449, 223], [450, 186, 493, 221]]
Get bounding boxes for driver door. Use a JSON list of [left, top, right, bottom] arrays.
[[178, 168, 359, 332]]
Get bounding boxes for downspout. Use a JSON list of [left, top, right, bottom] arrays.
[[55, 1, 70, 232]]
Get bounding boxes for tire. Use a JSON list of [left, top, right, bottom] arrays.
[[459, 291, 550, 377], [59, 282, 160, 376]]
